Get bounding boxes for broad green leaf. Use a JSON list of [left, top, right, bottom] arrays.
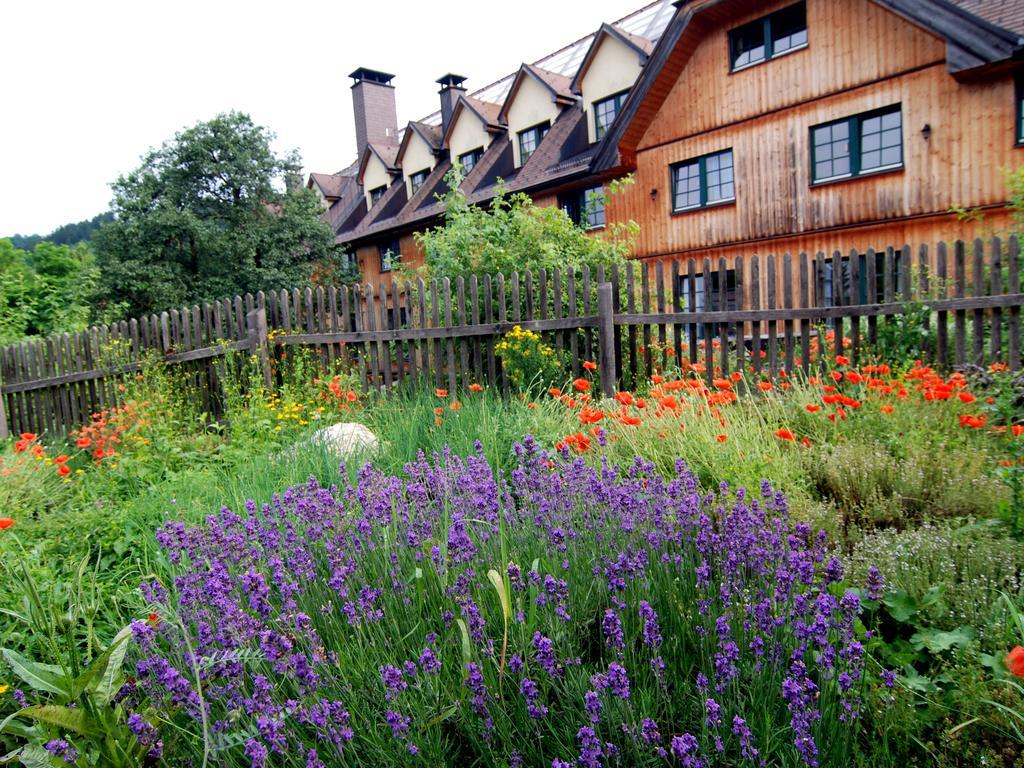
[[89, 624, 134, 705], [13, 745, 51, 768], [909, 626, 976, 654], [1, 650, 69, 697], [487, 569, 511, 622], [456, 619, 472, 667], [920, 584, 945, 608], [882, 591, 918, 623], [899, 665, 937, 694], [18, 705, 100, 737]]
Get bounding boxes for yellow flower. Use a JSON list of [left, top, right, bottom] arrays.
[[0, 684, 8, 694]]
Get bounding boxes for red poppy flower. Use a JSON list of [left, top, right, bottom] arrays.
[[572, 378, 591, 393], [805, 404, 821, 413], [0, 518, 13, 530], [57, 464, 71, 477], [1006, 645, 1024, 678], [433, 407, 444, 417], [716, 434, 727, 443], [730, 371, 742, 382], [469, 383, 483, 392], [800, 437, 812, 448], [880, 405, 894, 414], [19, 433, 37, 442], [622, 415, 641, 426], [958, 392, 976, 404], [583, 360, 597, 371], [435, 389, 448, 398], [550, 388, 562, 397], [53, 454, 69, 464], [76, 437, 92, 448], [774, 428, 796, 441], [345, 391, 358, 402], [757, 382, 773, 391], [1013, 424, 1024, 437], [836, 355, 850, 366], [614, 391, 634, 406]]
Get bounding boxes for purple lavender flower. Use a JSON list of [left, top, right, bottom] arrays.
[[640, 717, 660, 744], [419, 646, 441, 674], [44, 740, 77, 764], [866, 566, 885, 600], [670, 733, 705, 767], [577, 726, 603, 768], [602, 608, 624, 651], [584, 690, 602, 723], [532, 631, 561, 678], [638, 600, 663, 648], [385, 709, 410, 739], [379, 664, 408, 700], [606, 662, 630, 700], [732, 715, 759, 761], [881, 668, 898, 689], [520, 677, 548, 719]]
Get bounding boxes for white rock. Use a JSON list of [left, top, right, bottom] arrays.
[[308, 422, 379, 458]]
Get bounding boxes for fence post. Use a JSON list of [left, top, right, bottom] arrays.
[[0, 367, 8, 440], [597, 282, 617, 398], [246, 308, 272, 390]]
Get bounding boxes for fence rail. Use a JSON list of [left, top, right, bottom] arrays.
[[2, 237, 1022, 439]]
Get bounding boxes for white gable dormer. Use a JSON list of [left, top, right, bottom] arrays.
[[500, 64, 576, 169], [573, 24, 652, 144], [445, 96, 501, 173]]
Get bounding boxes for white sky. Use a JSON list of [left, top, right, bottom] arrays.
[[0, 0, 639, 236]]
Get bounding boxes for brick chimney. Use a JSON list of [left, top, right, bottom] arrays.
[[436, 73, 467, 136], [350, 67, 398, 158]]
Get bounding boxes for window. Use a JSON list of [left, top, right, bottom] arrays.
[[458, 147, 484, 172], [559, 186, 606, 229], [671, 149, 735, 212], [1017, 78, 1024, 145], [369, 185, 387, 205], [679, 270, 737, 339], [729, 2, 807, 71], [821, 251, 904, 308], [811, 105, 902, 183], [409, 169, 430, 194], [517, 122, 550, 165], [339, 250, 360, 282], [594, 90, 628, 141], [378, 239, 400, 273]]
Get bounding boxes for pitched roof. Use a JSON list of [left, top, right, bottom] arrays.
[[497, 63, 578, 124], [307, 172, 347, 199], [506, 105, 593, 193], [570, 22, 656, 94], [594, 0, 1024, 173], [395, 121, 444, 167], [441, 95, 504, 146], [357, 142, 400, 185], [946, 0, 1024, 38]]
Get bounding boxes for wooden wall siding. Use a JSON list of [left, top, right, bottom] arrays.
[[357, 232, 425, 286], [2, 238, 1022, 438], [640, 0, 946, 150], [610, 66, 1020, 258]]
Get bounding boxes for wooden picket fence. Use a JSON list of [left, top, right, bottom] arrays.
[[2, 237, 1022, 439]]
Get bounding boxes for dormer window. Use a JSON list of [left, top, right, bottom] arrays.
[[369, 185, 387, 206], [729, 2, 807, 71], [458, 147, 484, 173], [409, 169, 430, 194], [594, 90, 628, 141], [518, 122, 550, 165]]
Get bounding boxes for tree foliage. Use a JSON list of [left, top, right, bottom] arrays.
[[93, 111, 336, 317], [6, 212, 114, 252], [0, 239, 104, 345], [413, 169, 637, 280]]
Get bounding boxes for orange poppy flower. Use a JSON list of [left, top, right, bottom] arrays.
[[346, 391, 359, 402], [958, 392, 976, 404], [959, 414, 986, 429], [433, 407, 444, 417], [635, 398, 647, 409], [730, 371, 742, 382], [830, 371, 843, 382], [19, 433, 37, 442], [774, 428, 796, 441], [614, 391, 634, 406], [836, 355, 850, 366], [583, 360, 598, 371], [53, 454, 69, 464], [435, 389, 448, 398], [57, 464, 71, 477], [716, 434, 727, 443], [469, 383, 484, 392], [76, 437, 92, 448], [713, 378, 733, 390], [757, 382, 773, 391], [550, 388, 562, 397], [880, 405, 894, 414], [622, 415, 642, 426], [449, 401, 462, 411], [0, 518, 13, 530], [658, 395, 679, 410], [1006, 646, 1024, 678], [573, 378, 591, 393], [13, 440, 29, 453], [651, 375, 665, 385]]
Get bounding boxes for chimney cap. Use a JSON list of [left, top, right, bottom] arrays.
[[350, 67, 396, 86], [436, 73, 467, 88]]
